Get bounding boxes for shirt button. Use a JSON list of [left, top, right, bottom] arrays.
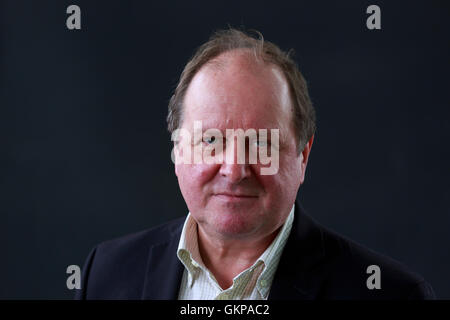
[[260, 279, 267, 287]]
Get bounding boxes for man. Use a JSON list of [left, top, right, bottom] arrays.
[[75, 29, 435, 300]]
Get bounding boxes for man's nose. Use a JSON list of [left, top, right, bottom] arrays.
[[219, 139, 251, 182], [219, 162, 251, 183]]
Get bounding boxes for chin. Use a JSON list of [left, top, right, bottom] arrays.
[[208, 210, 260, 238]]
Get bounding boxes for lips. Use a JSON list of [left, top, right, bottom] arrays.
[[214, 193, 258, 199]]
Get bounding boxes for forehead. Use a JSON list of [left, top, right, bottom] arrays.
[[183, 50, 293, 131]]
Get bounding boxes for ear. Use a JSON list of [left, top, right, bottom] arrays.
[[174, 142, 180, 177], [299, 134, 314, 185]]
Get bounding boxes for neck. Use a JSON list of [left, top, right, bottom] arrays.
[[196, 224, 281, 290]]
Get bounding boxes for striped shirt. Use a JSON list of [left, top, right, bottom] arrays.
[[177, 204, 295, 300]]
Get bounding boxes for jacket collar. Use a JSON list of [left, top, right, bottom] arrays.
[[141, 221, 185, 300], [141, 202, 326, 300], [268, 203, 326, 300]]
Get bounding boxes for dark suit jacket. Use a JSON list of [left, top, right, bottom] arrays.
[[75, 203, 435, 300]]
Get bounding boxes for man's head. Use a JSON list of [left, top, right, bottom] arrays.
[[168, 29, 316, 241]]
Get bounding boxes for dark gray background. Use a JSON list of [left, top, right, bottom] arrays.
[[1, 0, 449, 299]]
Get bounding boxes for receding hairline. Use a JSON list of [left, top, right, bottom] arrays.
[[182, 48, 296, 140], [191, 48, 295, 109], [201, 48, 278, 76]]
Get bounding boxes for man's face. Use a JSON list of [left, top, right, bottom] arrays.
[[175, 50, 313, 241]]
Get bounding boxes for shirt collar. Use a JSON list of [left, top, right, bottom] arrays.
[[177, 214, 206, 287], [255, 204, 295, 298], [176, 204, 295, 295]]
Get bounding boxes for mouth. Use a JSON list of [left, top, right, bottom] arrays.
[[213, 193, 259, 201]]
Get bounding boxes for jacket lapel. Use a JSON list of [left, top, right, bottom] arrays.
[[141, 223, 185, 300], [268, 203, 327, 300]]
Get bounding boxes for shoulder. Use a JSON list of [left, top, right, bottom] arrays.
[[98, 217, 186, 250], [95, 216, 186, 257], [314, 220, 435, 299], [76, 216, 186, 299]]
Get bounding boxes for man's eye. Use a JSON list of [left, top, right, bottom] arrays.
[[253, 139, 268, 147], [204, 136, 216, 144]]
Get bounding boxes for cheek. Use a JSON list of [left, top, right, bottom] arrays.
[[176, 163, 219, 204], [255, 154, 302, 199], [279, 156, 303, 197]]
